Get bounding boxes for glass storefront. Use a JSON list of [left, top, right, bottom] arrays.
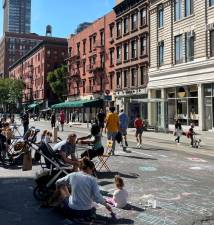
[[167, 85, 198, 126], [204, 83, 214, 130]]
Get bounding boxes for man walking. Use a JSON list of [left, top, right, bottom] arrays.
[[21, 110, 29, 136], [119, 109, 128, 147], [96, 108, 106, 135], [134, 114, 144, 148], [105, 106, 119, 155]]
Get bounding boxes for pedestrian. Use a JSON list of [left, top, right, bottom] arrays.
[[106, 175, 128, 209], [134, 114, 144, 148], [59, 111, 65, 131], [188, 123, 195, 147], [119, 109, 128, 147], [51, 112, 56, 128], [51, 157, 112, 220], [105, 106, 119, 155], [96, 108, 106, 136], [174, 119, 182, 143], [72, 111, 76, 123], [77, 123, 104, 160], [21, 110, 29, 136]]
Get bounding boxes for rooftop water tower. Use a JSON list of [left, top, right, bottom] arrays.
[[46, 25, 52, 37]]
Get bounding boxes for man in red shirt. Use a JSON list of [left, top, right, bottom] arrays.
[[134, 115, 144, 148]]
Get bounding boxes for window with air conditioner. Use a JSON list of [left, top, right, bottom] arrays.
[[175, 35, 183, 64], [185, 32, 194, 62]]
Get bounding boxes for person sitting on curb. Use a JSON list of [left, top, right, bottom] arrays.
[[77, 123, 104, 160], [53, 133, 79, 171], [50, 157, 112, 220]]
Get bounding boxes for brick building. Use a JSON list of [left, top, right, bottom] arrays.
[[113, 0, 149, 126], [9, 38, 67, 109], [148, 0, 214, 131], [0, 32, 46, 78]]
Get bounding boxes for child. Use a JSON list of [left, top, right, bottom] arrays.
[[77, 123, 104, 160], [134, 115, 144, 148], [188, 123, 195, 147], [106, 175, 128, 208]]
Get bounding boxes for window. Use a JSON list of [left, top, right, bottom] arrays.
[[175, 0, 182, 21], [158, 6, 164, 28], [100, 31, 104, 46], [124, 70, 128, 88], [185, 0, 193, 17], [110, 25, 114, 38], [158, 41, 164, 66], [140, 35, 147, 56], [124, 17, 129, 34], [210, 30, 214, 57], [93, 35, 96, 44], [210, 0, 214, 6], [131, 40, 137, 59], [140, 8, 147, 26], [185, 32, 194, 62], [83, 40, 86, 55], [175, 35, 183, 64], [140, 66, 146, 85], [117, 22, 122, 37], [131, 68, 137, 86], [77, 43, 80, 55], [83, 61, 86, 74], [83, 80, 85, 94], [116, 46, 122, 63], [110, 49, 114, 66], [131, 13, 137, 30], [68, 47, 72, 56], [109, 74, 113, 90], [124, 43, 129, 61], [89, 37, 92, 51], [116, 71, 121, 87], [100, 53, 105, 68]]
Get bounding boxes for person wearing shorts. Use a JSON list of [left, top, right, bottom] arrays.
[[134, 115, 144, 148], [119, 109, 128, 147]]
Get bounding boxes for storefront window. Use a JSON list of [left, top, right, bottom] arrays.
[[204, 84, 212, 96], [167, 85, 198, 126]]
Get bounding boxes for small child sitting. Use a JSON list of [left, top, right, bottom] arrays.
[[106, 175, 128, 208], [41, 130, 52, 143]]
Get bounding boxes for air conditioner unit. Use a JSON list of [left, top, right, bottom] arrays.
[[207, 23, 214, 31]]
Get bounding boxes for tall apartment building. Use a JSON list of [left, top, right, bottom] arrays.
[[67, 11, 115, 120], [3, 0, 31, 34], [9, 38, 67, 108], [113, 0, 149, 126], [149, 0, 214, 131], [0, 32, 53, 78]]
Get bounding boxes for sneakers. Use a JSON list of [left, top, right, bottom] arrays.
[[136, 143, 140, 148]]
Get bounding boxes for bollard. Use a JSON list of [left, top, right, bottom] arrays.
[[53, 127, 58, 143]]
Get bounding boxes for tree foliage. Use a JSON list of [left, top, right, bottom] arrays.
[[47, 64, 67, 100], [75, 22, 91, 34], [0, 78, 24, 105]]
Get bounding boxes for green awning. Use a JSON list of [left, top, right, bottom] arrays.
[[51, 99, 103, 109], [28, 102, 43, 109]]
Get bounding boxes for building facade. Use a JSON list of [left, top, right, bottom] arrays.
[[67, 11, 115, 120], [9, 38, 67, 108], [149, 0, 214, 131], [0, 32, 46, 77], [113, 0, 149, 126], [3, 0, 31, 34]]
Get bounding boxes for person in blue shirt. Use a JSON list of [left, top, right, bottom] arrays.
[[119, 109, 128, 147], [54, 157, 112, 219]]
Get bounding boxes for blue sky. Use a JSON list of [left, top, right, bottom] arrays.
[[0, 0, 115, 38]]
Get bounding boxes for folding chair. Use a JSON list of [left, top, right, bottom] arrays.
[[96, 140, 113, 172]]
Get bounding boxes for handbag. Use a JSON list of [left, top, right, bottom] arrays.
[[22, 151, 32, 171]]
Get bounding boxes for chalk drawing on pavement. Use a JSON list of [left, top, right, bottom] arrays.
[[139, 166, 157, 172], [190, 166, 202, 170], [187, 157, 207, 163]]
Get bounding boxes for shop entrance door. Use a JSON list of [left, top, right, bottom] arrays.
[[204, 97, 212, 130]]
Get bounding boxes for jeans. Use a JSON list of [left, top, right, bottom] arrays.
[[23, 124, 29, 136], [107, 131, 117, 153]]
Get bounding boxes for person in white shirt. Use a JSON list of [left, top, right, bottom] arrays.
[[106, 175, 128, 208]]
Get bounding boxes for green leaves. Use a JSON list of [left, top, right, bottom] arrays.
[[0, 78, 24, 104], [47, 64, 67, 101]]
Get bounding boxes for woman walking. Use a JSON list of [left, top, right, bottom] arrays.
[[174, 119, 182, 143]]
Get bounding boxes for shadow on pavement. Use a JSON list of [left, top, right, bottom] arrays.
[[117, 155, 157, 161], [97, 171, 139, 179]]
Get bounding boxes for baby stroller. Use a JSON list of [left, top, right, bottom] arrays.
[[33, 142, 72, 201]]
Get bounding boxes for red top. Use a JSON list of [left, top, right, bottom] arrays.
[[60, 112, 65, 123], [134, 118, 143, 128]]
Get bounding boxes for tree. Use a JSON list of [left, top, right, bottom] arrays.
[[75, 22, 91, 34], [0, 78, 24, 112], [47, 64, 67, 101]]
